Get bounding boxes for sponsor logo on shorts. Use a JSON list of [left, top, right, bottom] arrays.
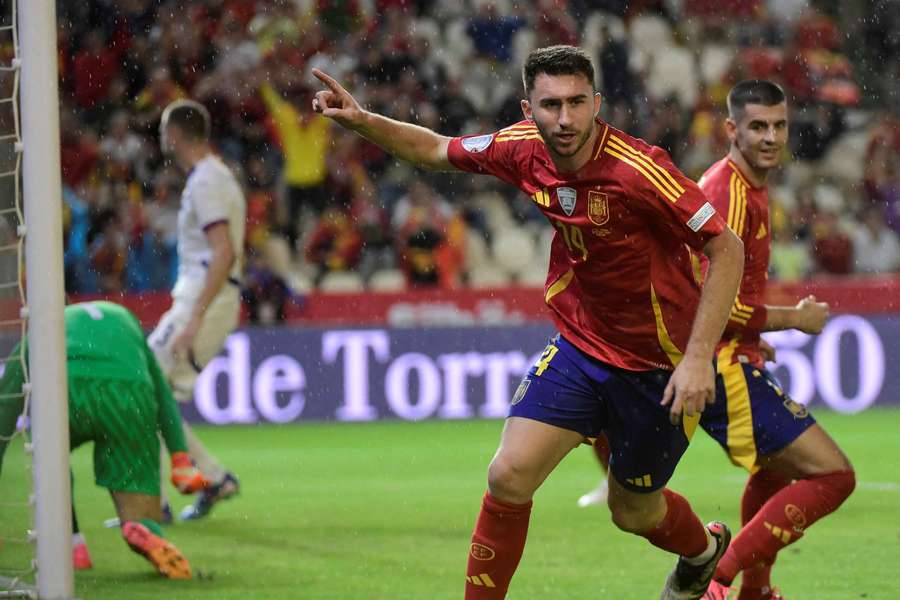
[[782, 397, 809, 419], [784, 503, 807, 530], [511, 378, 531, 406], [470, 543, 496, 561], [462, 134, 494, 153]]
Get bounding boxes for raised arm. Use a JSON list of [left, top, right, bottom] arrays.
[[311, 68, 454, 171]]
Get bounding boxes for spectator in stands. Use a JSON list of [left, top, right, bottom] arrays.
[[242, 248, 295, 325], [393, 180, 466, 288], [257, 67, 331, 249], [305, 205, 363, 282], [99, 111, 144, 177], [72, 30, 121, 111], [466, 2, 526, 63], [60, 108, 99, 189], [89, 208, 128, 293], [811, 209, 853, 275], [770, 218, 813, 282], [133, 67, 186, 133], [849, 205, 900, 274]]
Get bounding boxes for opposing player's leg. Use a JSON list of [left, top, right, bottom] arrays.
[[577, 433, 610, 507], [700, 364, 855, 599], [465, 335, 597, 599], [150, 295, 241, 521]]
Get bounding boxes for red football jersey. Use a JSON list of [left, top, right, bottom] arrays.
[[448, 120, 726, 371], [698, 157, 770, 367]]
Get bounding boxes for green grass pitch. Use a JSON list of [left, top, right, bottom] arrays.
[[2, 409, 898, 599]]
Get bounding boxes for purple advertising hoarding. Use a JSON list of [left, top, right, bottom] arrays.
[[181, 315, 900, 425]]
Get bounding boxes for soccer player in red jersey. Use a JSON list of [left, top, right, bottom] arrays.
[[695, 80, 855, 600], [312, 45, 745, 599]]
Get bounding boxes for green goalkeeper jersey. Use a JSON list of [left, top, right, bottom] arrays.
[[0, 301, 188, 474]]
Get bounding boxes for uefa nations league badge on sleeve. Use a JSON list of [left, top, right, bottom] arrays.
[[462, 134, 494, 153]]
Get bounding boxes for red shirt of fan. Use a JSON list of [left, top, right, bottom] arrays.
[[448, 120, 726, 371], [698, 157, 770, 367]]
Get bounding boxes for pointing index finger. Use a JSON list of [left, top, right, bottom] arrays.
[[311, 68, 344, 94]]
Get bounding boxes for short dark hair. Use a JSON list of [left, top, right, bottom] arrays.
[[522, 45, 595, 95], [727, 80, 786, 120], [161, 99, 211, 141]]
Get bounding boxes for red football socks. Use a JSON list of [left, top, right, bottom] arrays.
[[736, 469, 792, 590], [715, 470, 856, 585], [593, 433, 611, 472], [642, 488, 710, 558], [465, 492, 532, 599]]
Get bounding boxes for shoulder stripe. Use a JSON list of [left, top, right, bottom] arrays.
[[728, 173, 748, 237], [607, 137, 682, 199], [496, 131, 541, 139], [603, 147, 679, 203], [735, 181, 747, 235], [495, 133, 544, 143], [608, 135, 685, 194], [728, 162, 752, 188], [500, 124, 539, 133], [592, 124, 611, 160]]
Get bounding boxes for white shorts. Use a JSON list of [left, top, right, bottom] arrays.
[[148, 287, 240, 402]]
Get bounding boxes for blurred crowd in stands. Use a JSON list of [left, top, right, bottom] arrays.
[[3, 0, 899, 318]]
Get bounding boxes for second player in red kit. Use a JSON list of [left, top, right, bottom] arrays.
[[312, 45, 745, 600]]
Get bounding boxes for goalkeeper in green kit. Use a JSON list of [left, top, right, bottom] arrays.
[[0, 301, 209, 579]]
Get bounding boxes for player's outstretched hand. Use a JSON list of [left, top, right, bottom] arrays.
[[171, 452, 211, 494], [759, 337, 776, 362], [311, 68, 364, 129], [795, 294, 829, 334], [661, 356, 715, 425]]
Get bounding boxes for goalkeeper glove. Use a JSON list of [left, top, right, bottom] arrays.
[[170, 452, 210, 494]]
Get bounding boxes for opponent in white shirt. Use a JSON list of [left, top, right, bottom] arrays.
[[148, 99, 245, 521]]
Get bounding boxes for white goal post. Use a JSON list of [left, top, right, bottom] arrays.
[[19, 0, 72, 598]]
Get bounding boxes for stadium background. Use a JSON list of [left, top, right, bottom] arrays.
[[1, 0, 899, 598]]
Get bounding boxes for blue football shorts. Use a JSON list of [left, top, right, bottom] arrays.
[[701, 354, 816, 473], [508, 333, 700, 493]]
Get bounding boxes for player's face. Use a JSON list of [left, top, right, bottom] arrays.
[[728, 102, 788, 172], [523, 73, 600, 161]]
